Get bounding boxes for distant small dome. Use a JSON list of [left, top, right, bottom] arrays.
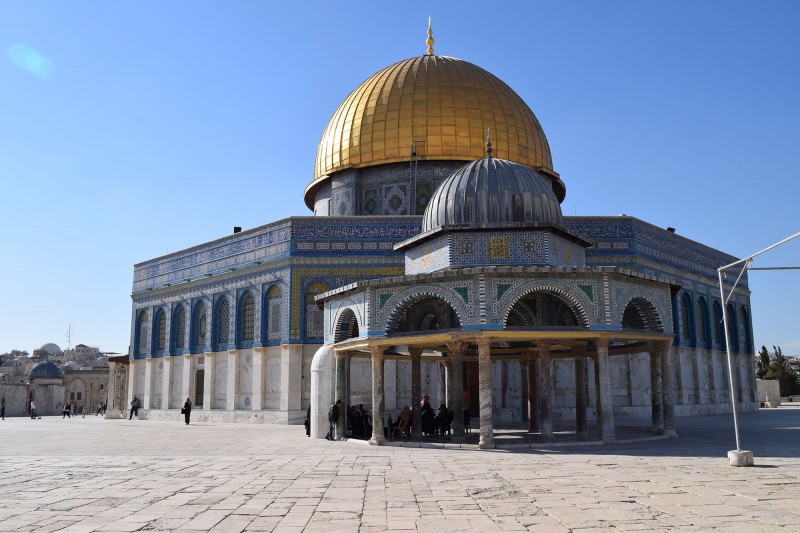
[[422, 157, 563, 233], [28, 360, 63, 380], [38, 343, 62, 356]]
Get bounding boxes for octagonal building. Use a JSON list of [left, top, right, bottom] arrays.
[[126, 28, 756, 444]]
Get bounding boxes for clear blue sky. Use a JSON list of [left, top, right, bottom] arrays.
[[2, 1, 799, 356]]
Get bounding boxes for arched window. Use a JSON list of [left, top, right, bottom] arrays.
[[739, 306, 752, 354], [712, 301, 723, 347], [172, 304, 186, 353], [697, 297, 710, 349], [263, 285, 282, 344], [214, 297, 231, 348], [154, 309, 166, 353], [679, 293, 693, 344], [136, 310, 148, 357], [192, 301, 207, 352], [239, 291, 255, 344], [304, 281, 330, 341], [726, 303, 739, 353]]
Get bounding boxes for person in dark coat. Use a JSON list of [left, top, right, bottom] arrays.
[[326, 400, 342, 440], [129, 396, 140, 420], [183, 398, 192, 425], [420, 396, 435, 436]]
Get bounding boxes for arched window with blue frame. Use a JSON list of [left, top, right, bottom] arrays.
[[263, 285, 282, 345], [712, 301, 724, 349], [726, 303, 740, 353], [304, 281, 330, 342], [237, 290, 255, 347], [679, 293, 694, 346], [136, 310, 149, 358], [191, 301, 207, 353], [153, 308, 167, 354], [172, 304, 186, 354], [214, 296, 231, 350], [697, 297, 710, 350], [739, 306, 752, 354]]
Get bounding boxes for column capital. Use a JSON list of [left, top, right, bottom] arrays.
[[475, 337, 492, 351], [446, 340, 466, 359], [594, 337, 610, 351], [537, 341, 552, 354], [368, 344, 384, 359], [409, 346, 423, 359]]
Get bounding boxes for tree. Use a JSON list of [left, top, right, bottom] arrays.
[[756, 345, 770, 379], [759, 345, 800, 396], [0, 349, 29, 358]]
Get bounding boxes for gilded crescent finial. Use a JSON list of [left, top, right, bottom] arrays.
[[426, 17, 435, 56], [486, 129, 493, 158]]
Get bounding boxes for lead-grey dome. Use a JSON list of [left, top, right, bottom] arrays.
[[28, 360, 63, 380], [422, 157, 563, 233]]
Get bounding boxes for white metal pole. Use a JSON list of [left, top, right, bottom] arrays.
[[718, 269, 741, 451]]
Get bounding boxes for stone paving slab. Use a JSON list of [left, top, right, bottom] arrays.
[[0, 406, 799, 531]]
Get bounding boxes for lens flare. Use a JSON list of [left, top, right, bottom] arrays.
[[7, 43, 55, 79]]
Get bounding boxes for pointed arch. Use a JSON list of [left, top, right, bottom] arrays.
[[620, 296, 664, 332], [171, 303, 186, 354], [712, 300, 724, 349], [385, 292, 461, 334], [191, 300, 208, 353], [263, 284, 283, 345], [135, 310, 149, 358], [501, 286, 588, 328], [739, 306, 752, 354], [697, 297, 710, 349], [237, 290, 255, 346], [153, 308, 167, 354], [213, 296, 231, 350], [304, 281, 331, 342], [726, 303, 740, 353], [334, 308, 361, 342]]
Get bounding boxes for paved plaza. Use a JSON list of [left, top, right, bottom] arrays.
[[1, 407, 799, 532]]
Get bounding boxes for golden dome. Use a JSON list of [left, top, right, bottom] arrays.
[[306, 55, 561, 209]]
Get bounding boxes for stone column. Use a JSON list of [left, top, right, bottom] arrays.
[[649, 347, 664, 433], [410, 347, 422, 438], [127, 360, 136, 412], [574, 347, 587, 437], [596, 338, 616, 442], [203, 353, 215, 411], [335, 351, 346, 440], [369, 345, 386, 445], [659, 343, 677, 436], [181, 354, 193, 406], [444, 359, 453, 409], [539, 343, 553, 439], [226, 350, 238, 411], [105, 362, 118, 418], [593, 356, 602, 429], [280, 344, 302, 416], [519, 357, 528, 429], [477, 337, 495, 449], [251, 347, 266, 411], [447, 341, 466, 438], [527, 351, 540, 432], [143, 358, 153, 410], [161, 357, 172, 411]]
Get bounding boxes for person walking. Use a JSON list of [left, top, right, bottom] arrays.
[[129, 396, 140, 420], [182, 397, 192, 425], [62, 402, 71, 419], [1, 397, 5, 420], [30, 400, 37, 419]]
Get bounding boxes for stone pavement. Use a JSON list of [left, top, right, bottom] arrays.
[[1, 407, 799, 532]]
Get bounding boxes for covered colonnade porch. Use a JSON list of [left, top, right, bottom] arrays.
[[330, 328, 676, 448]]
